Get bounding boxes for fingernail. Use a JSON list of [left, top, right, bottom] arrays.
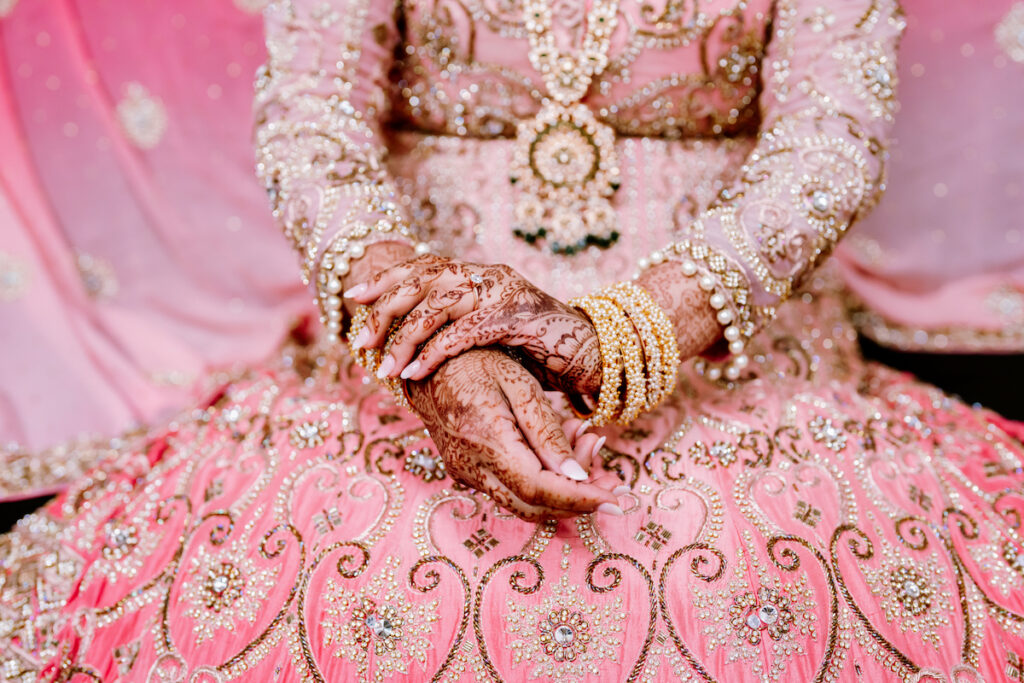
[[591, 436, 607, 457], [574, 423, 589, 441], [612, 485, 630, 496], [351, 328, 370, 349], [560, 460, 588, 481], [597, 502, 624, 516], [343, 283, 367, 298], [376, 355, 395, 379], [399, 360, 421, 380]]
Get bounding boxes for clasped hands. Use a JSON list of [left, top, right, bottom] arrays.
[[343, 252, 627, 521]]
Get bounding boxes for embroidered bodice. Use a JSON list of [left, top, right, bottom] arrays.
[[255, 0, 903, 335], [388, 0, 770, 140]]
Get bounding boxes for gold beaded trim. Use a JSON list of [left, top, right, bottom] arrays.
[[315, 194, 432, 344]]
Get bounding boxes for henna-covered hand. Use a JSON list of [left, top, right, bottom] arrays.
[[406, 348, 625, 522], [345, 255, 602, 396]]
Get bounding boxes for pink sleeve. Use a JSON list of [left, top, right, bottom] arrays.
[[668, 0, 905, 340], [254, 0, 416, 286]]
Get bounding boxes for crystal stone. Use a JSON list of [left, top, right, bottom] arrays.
[[902, 579, 921, 598], [554, 625, 575, 645], [366, 614, 395, 638], [758, 605, 779, 625], [211, 574, 230, 594]]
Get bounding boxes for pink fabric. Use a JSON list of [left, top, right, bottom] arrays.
[[7, 292, 1024, 682], [0, 0, 308, 455], [836, 0, 1024, 344]]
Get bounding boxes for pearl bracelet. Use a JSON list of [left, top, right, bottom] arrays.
[[636, 240, 755, 383], [316, 218, 431, 344], [570, 295, 626, 426]]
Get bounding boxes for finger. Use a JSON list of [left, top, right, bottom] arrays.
[[478, 470, 579, 522], [388, 288, 477, 379], [473, 403, 617, 513], [355, 281, 433, 354], [499, 368, 587, 477], [591, 473, 629, 495], [562, 417, 587, 447], [403, 309, 508, 381], [573, 433, 602, 469], [343, 254, 442, 302], [447, 413, 615, 515]]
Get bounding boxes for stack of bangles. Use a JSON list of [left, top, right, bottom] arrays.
[[568, 282, 681, 427]]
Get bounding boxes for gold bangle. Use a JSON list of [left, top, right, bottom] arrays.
[[346, 305, 412, 410], [602, 282, 680, 407], [598, 297, 647, 424], [569, 295, 625, 426]]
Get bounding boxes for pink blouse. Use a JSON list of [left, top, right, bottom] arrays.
[[254, 0, 904, 344]]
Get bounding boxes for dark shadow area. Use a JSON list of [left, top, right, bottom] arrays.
[[860, 336, 1024, 420], [0, 496, 53, 534]]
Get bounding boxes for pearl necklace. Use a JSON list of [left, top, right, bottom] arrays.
[[510, 0, 622, 255]]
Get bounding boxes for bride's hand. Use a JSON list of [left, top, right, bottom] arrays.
[[405, 347, 624, 521], [344, 255, 602, 396]]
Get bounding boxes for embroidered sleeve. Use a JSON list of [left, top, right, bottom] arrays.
[[659, 0, 905, 342], [254, 0, 418, 286]]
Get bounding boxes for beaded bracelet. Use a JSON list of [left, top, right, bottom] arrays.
[[569, 295, 626, 426], [636, 240, 754, 383], [316, 215, 432, 344], [597, 282, 680, 408], [601, 297, 647, 424], [346, 305, 412, 409]]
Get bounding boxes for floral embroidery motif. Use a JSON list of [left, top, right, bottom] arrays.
[[689, 440, 738, 468], [729, 586, 795, 645], [351, 599, 405, 655], [809, 415, 847, 453], [404, 447, 446, 482], [289, 419, 330, 449], [539, 608, 593, 662], [321, 557, 439, 682], [836, 40, 898, 121], [0, 252, 29, 302], [888, 565, 932, 616], [996, 3, 1024, 63], [863, 542, 952, 649], [505, 569, 624, 680], [692, 544, 817, 681], [181, 541, 280, 644], [116, 82, 168, 149]]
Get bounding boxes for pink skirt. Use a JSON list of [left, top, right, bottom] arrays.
[[3, 284, 1024, 682]]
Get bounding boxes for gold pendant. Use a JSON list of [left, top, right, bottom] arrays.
[[511, 102, 621, 255]]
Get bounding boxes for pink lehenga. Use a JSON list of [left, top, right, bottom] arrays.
[[4, 0, 1024, 681]]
